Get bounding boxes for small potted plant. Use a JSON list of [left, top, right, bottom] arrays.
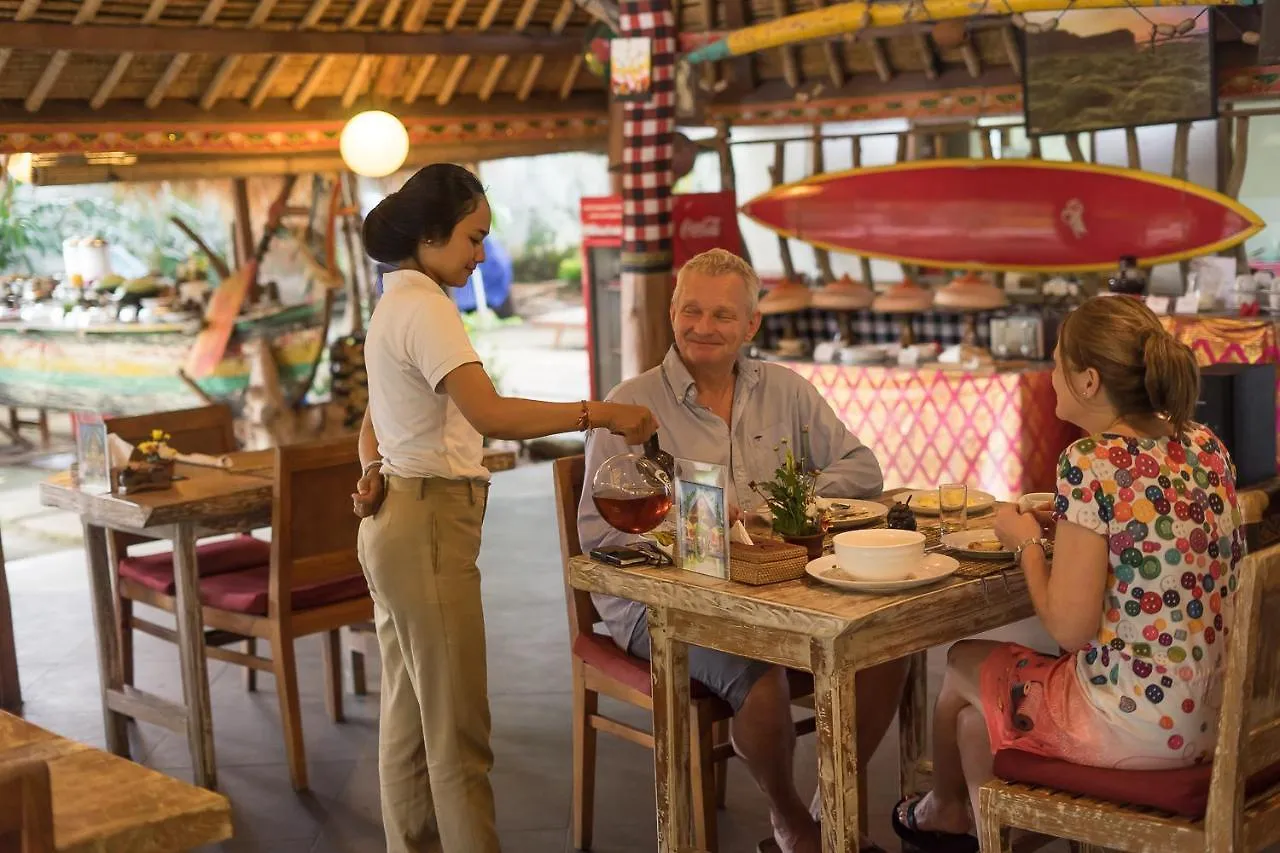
[[749, 428, 827, 560], [119, 425, 177, 491]]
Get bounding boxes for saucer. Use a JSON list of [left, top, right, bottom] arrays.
[[941, 529, 1012, 559], [902, 489, 996, 516], [804, 553, 960, 593], [815, 497, 889, 529]]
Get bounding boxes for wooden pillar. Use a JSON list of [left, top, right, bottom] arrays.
[[811, 125, 835, 283], [713, 119, 750, 265], [618, 0, 678, 380], [231, 178, 253, 269]]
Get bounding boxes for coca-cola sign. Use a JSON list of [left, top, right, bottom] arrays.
[[673, 193, 741, 268]]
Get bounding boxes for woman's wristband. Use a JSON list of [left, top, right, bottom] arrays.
[[362, 460, 384, 477]]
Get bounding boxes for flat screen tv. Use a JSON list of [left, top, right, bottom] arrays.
[[1022, 7, 1218, 137]]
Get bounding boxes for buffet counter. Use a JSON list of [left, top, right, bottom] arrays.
[[781, 359, 1076, 501]]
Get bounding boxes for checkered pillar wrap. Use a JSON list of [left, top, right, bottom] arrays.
[[619, 0, 676, 273]]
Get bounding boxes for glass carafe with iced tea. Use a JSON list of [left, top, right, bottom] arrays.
[[591, 435, 674, 534]]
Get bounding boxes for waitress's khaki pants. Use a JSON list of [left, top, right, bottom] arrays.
[[357, 475, 498, 853]]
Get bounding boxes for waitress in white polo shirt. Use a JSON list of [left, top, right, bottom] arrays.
[[353, 163, 656, 853]]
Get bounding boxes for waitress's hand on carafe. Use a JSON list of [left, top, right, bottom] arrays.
[[593, 401, 659, 445]]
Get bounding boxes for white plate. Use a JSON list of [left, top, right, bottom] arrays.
[[815, 497, 889, 529], [902, 489, 997, 516], [804, 553, 960, 593], [941, 529, 1011, 559]]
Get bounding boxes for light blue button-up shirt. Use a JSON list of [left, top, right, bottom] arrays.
[[577, 346, 885, 649]]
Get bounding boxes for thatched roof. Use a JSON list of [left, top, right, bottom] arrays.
[[0, 0, 1268, 179]]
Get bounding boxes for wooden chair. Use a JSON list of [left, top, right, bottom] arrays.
[[0, 758, 54, 853], [553, 455, 817, 852], [115, 436, 374, 791], [977, 543, 1280, 852], [105, 405, 261, 688]]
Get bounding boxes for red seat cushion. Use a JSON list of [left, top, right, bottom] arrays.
[[993, 750, 1280, 819], [118, 535, 271, 595], [197, 567, 370, 616], [571, 632, 727, 707]]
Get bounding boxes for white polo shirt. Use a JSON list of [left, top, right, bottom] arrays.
[[365, 268, 489, 481]]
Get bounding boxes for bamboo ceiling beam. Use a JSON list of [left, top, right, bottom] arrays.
[[292, 0, 374, 110], [342, 0, 405, 107], [773, 0, 802, 88], [913, 31, 937, 80], [199, 0, 281, 110], [558, 53, 584, 99], [26, 0, 105, 113], [1001, 24, 1022, 78], [376, 0, 435, 97], [146, 0, 226, 109], [959, 40, 981, 77], [866, 37, 892, 82], [518, 0, 575, 102], [479, 0, 540, 101], [815, 0, 847, 87], [404, 0, 468, 103], [92, 0, 169, 109], [250, 0, 335, 110], [437, 0, 504, 106], [0, 0, 42, 80]]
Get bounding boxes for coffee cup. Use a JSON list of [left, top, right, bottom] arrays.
[[1017, 492, 1055, 514], [832, 528, 925, 581]]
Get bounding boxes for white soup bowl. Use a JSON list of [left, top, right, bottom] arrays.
[[831, 528, 925, 581], [1017, 492, 1055, 514]]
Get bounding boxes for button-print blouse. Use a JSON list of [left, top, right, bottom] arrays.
[[1054, 424, 1245, 764]]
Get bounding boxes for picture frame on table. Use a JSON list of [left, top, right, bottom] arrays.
[[674, 458, 729, 579], [72, 411, 110, 495]]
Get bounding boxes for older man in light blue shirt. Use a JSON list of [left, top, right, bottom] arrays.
[[577, 249, 906, 853]]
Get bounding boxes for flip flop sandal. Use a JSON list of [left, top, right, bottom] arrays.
[[757, 837, 888, 853], [891, 795, 979, 853]]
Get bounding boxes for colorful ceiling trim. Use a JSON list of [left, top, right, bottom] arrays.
[[0, 113, 609, 156], [711, 65, 1280, 126]]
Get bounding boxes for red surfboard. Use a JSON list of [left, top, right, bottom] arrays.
[[741, 159, 1264, 273]]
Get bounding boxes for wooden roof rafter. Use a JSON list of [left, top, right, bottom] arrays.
[[0, 0, 43, 80], [92, 0, 170, 109], [199, 0, 282, 110], [251, 0, 335, 110], [518, 0, 575, 101], [340, 0, 407, 107], [373, 0, 434, 98], [293, 0, 374, 110], [147, 0, 226, 109], [437, 0, 505, 106], [480, 0, 541, 101], [26, 0, 105, 113], [404, 0, 469, 104]]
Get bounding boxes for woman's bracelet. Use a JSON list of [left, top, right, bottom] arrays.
[[362, 460, 384, 477], [576, 400, 592, 432], [1014, 537, 1052, 563]]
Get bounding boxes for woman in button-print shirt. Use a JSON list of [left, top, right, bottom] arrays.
[[892, 296, 1244, 853]]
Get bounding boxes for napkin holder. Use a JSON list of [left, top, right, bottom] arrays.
[[114, 459, 175, 495], [729, 539, 809, 585]]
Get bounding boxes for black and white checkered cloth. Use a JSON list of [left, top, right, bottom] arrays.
[[760, 309, 1002, 349]]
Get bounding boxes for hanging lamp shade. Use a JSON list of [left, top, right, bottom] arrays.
[[340, 111, 409, 178]]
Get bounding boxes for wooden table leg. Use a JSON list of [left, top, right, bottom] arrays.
[[171, 522, 217, 789], [83, 523, 130, 756], [649, 606, 693, 853], [0, 524, 21, 713], [812, 639, 858, 853]]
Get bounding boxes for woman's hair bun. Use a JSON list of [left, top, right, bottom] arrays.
[[362, 164, 485, 264]]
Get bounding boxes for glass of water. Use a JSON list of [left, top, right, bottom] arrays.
[[939, 483, 968, 534]]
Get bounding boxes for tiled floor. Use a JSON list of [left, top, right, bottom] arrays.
[[7, 457, 1073, 852]]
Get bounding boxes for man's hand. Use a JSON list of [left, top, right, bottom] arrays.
[[352, 468, 386, 518]]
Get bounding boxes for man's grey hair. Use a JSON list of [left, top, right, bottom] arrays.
[[672, 248, 761, 314]]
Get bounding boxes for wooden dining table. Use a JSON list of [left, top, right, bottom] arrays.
[[1, 710, 232, 851], [570, 491, 1036, 853], [37, 449, 277, 791]]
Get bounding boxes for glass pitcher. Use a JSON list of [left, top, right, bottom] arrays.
[[591, 435, 674, 534]]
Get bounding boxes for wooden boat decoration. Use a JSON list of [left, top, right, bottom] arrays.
[[681, 0, 1252, 66], [0, 303, 325, 416], [740, 159, 1264, 273]]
